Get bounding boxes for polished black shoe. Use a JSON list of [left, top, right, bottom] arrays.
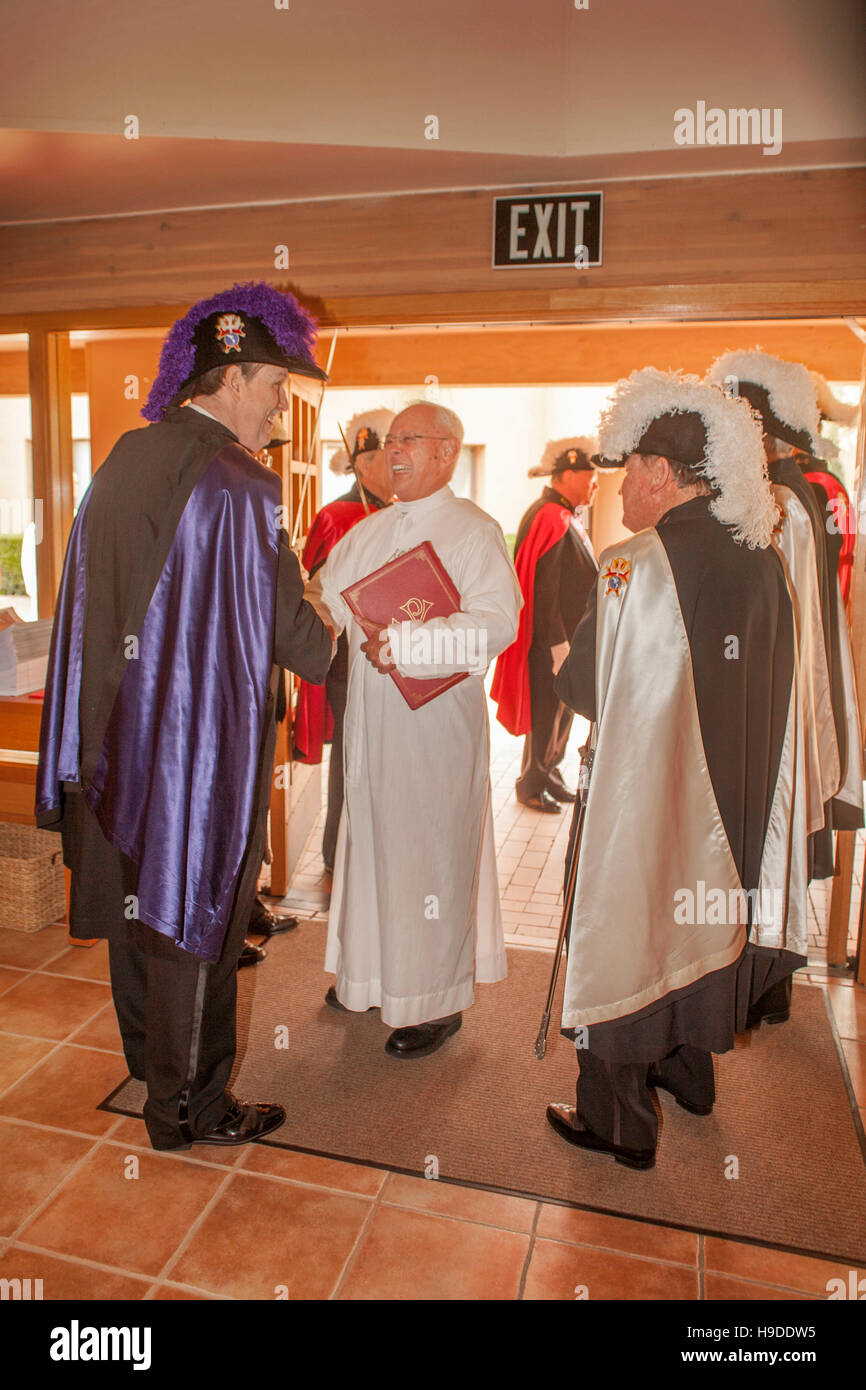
[[385, 1013, 462, 1059], [746, 1005, 790, 1028], [324, 985, 376, 1014], [249, 904, 299, 937], [517, 790, 562, 814], [546, 1103, 656, 1170], [646, 1069, 714, 1116], [546, 774, 576, 803], [190, 1098, 286, 1147], [238, 939, 266, 968]]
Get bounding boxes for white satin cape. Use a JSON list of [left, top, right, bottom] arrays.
[[561, 528, 807, 1030]]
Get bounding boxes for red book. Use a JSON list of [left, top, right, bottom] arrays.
[[340, 541, 468, 709]]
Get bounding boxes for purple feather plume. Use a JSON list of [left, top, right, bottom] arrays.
[[142, 281, 319, 422]]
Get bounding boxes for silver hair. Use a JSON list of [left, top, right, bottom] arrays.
[[401, 400, 464, 448]]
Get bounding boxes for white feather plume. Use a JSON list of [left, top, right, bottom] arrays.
[[529, 436, 597, 478], [810, 372, 859, 427], [705, 349, 822, 452], [598, 368, 778, 549]]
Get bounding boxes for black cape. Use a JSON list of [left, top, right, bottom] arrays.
[[43, 406, 332, 958]]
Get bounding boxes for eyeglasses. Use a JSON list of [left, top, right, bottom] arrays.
[[383, 433, 448, 449]]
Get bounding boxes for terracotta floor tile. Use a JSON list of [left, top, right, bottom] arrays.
[[0, 1045, 127, 1136], [704, 1272, 814, 1300], [171, 1170, 370, 1298], [536, 1204, 698, 1266], [0, 966, 27, 997], [704, 1238, 865, 1296], [382, 1172, 536, 1232], [339, 1204, 528, 1300], [45, 941, 112, 984], [20, 1144, 226, 1276], [73, 1003, 124, 1054], [241, 1143, 386, 1195], [841, 1040, 866, 1106], [827, 985, 866, 1040], [0, 1119, 94, 1235], [523, 1238, 698, 1300], [0, 973, 110, 1041], [0, 1246, 152, 1299], [104, 1116, 245, 1167], [0, 1033, 55, 1094], [0, 926, 70, 970]]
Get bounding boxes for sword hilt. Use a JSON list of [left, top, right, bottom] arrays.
[[535, 1015, 550, 1060]]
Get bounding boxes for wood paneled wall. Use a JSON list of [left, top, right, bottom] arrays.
[[1, 168, 863, 323]]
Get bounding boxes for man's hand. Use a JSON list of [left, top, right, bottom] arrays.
[[361, 622, 396, 674]]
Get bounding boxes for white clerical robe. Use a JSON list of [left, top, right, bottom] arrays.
[[306, 485, 522, 1027]]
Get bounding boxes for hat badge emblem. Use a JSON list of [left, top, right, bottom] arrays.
[[356, 427, 370, 451], [602, 557, 631, 598], [215, 313, 246, 354]]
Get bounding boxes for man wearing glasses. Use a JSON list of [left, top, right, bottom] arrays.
[[306, 401, 521, 1058]]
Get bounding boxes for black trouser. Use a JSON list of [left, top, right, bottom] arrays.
[[106, 811, 266, 1150], [516, 644, 573, 801], [108, 904, 249, 1149], [576, 1045, 715, 1152], [322, 672, 347, 871]]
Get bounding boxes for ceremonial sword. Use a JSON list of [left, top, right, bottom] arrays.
[[290, 328, 339, 551], [337, 423, 371, 516], [534, 726, 595, 1060]]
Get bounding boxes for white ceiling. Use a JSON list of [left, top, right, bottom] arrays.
[[0, 0, 863, 222]]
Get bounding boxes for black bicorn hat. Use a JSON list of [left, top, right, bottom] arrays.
[[143, 281, 327, 421]]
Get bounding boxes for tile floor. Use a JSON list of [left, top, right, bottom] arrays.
[[0, 702, 864, 1300]]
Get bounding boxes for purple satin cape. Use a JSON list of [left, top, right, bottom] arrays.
[[37, 446, 280, 962]]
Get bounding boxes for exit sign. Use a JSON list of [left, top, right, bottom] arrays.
[[492, 192, 603, 268]]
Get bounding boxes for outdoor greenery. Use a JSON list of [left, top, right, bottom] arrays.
[[0, 536, 26, 595]]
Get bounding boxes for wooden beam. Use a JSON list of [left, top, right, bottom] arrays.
[[28, 330, 74, 618], [324, 320, 864, 387], [1, 168, 863, 319]]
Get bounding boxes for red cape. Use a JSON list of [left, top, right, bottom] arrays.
[[293, 499, 369, 762], [490, 502, 571, 736], [804, 468, 854, 604]]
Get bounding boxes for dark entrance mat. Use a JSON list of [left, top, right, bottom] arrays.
[[100, 924, 866, 1264]]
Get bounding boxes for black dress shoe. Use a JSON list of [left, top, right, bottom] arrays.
[[545, 1103, 656, 1170], [646, 1069, 714, 1116], [324, 985, 376, 1014], [238, 939, 266, 968], [517, 790, 562, 814], [546, 775, 576, 803], [385, 1013, 462, 1058], [249, 904, 299, 937], [189, 1098, 286, 1147], [746, 1005, 790, 1028]]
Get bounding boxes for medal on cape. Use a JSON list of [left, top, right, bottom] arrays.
[[215, 313, 246, 354], [602, 557, 631, 598]]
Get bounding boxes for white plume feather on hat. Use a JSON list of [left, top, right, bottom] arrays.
[[598, 367, 778, 549], [810, 372, 859, 427], [329, 407, 395, 474], [705, 349, 822, 454], [528, 436, 597, 478]]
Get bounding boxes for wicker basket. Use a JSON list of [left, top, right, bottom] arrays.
[[0, 824, 66, 932]]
